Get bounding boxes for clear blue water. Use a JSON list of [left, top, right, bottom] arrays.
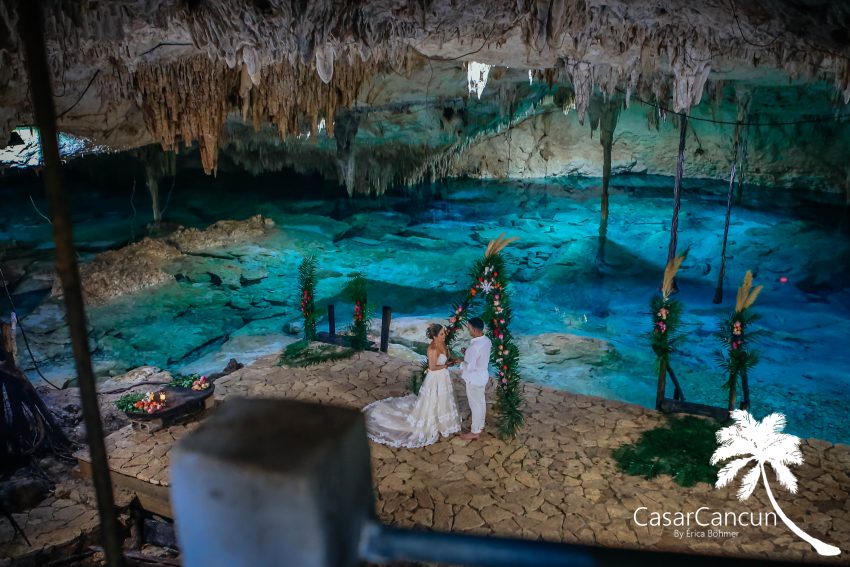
[[2, 174, 849, 444]]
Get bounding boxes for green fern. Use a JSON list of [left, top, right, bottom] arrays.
[[613, 416, 723, 487]]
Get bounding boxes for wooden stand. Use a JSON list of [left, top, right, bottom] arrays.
[[656, 361, 729, 422]]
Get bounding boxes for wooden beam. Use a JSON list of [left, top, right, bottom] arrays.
[[660, 398, 730, 422], [77, 459, 173, 519], [16, 2, 125, 564]]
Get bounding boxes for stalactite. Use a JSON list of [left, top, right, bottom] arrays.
[[128, 52, 376, 174], [596, 93, 621, 265]]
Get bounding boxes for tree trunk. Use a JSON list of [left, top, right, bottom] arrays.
[[1, 321, 71, 470], [666, 114, 688, 292], [597, 96, 620, 265], [740, 367, 750, 410]]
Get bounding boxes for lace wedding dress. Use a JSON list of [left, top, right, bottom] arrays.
[[363, 353, 461, 448]]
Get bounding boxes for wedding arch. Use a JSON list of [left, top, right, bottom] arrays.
[[411, 234, 525, 439]]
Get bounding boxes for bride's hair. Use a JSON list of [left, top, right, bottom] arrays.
[[425, 323, 444, 340]]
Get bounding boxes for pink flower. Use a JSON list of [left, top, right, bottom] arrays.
[[502, 378, 508, 384], [449, 316, 456, 323], [498, 334, 504, 340]]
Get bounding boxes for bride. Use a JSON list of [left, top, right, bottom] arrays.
[[363, 323, 461, 448]]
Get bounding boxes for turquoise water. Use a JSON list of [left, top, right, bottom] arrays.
[[2, 174, 849, 444]]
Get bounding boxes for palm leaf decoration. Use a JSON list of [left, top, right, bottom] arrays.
[[485, 233, 520, 258], [662, 253, 686, 301], [718, 270, 762, 410]]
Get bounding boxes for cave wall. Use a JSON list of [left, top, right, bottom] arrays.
[[451, 88, 850, 195]]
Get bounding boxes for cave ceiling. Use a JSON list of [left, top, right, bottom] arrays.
[[1, 0, 849, 194]]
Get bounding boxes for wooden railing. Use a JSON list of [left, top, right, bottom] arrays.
[[321, 304, 393, 353]]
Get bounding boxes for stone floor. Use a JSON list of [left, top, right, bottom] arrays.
[[38, 349, 850, 564], [0, 477, 133, 566]]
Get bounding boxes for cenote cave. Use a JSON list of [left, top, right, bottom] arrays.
[[1, 1, 849, 566]]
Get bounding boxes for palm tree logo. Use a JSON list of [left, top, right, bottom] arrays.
[[710, 410, 841, 556]]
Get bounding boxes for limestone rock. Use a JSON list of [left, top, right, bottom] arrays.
[[51, 238, 180, 305], [168, 215, 274, 253]]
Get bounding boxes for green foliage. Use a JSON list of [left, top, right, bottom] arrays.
[[613, 416, 723, 487], [298, 256, 319, 341], [649, 295, 683, 370], [169, 374, 199, 389], [278, 339, 355, 368], [115, 392, 145, 413], [344, 272, 371, 351], [716, 307, 761, 393]]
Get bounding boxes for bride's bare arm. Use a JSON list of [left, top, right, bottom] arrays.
[[427, 348, 450, 371]]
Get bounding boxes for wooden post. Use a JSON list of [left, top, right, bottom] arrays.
[[1, 321, 17, 369], [667, 364, 685, 402], [328, 304, 336, 337], [740, 369, 750, 410], [380, 306, 392, 353], [655, 359, 667, 411], [16, 2, 125, 565], [728, 376, 737, 411]]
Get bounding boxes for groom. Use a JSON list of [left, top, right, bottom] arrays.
[[453, 317, 492, 440]]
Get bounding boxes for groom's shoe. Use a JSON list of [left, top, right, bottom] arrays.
[[460, 432, 480, 441]]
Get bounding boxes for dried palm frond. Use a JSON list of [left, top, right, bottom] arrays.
[[662, 254, 686, 300], [743, 285, 762, 310], [735, 271, 762, 312], [485, 232, 520, 257], [735, 271, 752, 312]]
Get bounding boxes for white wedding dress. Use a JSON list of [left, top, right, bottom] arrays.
[[363, 353, 461, 448]]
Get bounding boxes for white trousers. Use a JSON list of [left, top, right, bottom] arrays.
[[465, 382, 487, 434]]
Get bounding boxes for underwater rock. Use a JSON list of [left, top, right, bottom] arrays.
[[168, 214, 275, 253], [339, 212, 411, 241], [517, 333, 616, 385]]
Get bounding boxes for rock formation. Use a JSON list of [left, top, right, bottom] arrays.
[[1, 1, 849, 194], [49, 215, 275, 305]]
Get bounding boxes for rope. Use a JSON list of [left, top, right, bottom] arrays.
[[617, 87, 850, 126], [0, 265, 61, 390]]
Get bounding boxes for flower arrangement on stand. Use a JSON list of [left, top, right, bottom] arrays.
[[412, 233, 524, 440], [116, 391, 167, 415], [345, 272, 371, 351], [298, 255, 318, 341], [170, 373, 209, 390], [717, 271, 762, 410], [650, 254, 685, 408]]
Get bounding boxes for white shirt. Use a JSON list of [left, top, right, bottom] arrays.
[[460, 335, 492, 386]]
